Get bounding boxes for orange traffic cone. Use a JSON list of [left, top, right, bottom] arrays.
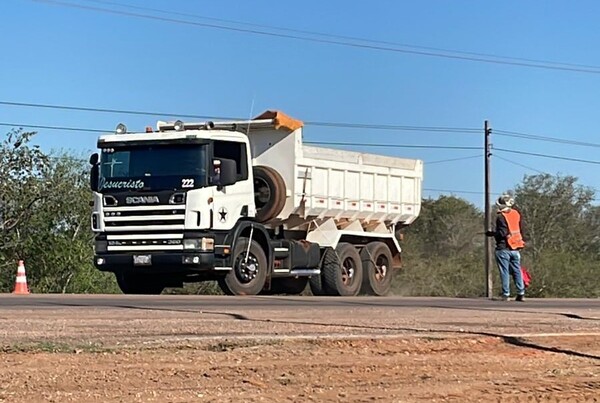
[[12, 260, 30, 295]]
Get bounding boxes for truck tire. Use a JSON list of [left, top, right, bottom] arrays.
[[269, 277, 308, 295], [309, 247, 337, 296], [115, 272, 165, 295], [360, 242, 394, 296], [253, 166, 286, 223], [218, 238, 268, 295], [322, 243, 363, 296]]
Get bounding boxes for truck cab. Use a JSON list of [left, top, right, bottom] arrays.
[[90, 121, 265, 293]]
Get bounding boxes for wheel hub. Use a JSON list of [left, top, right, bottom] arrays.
[[236, 255, 259, 283], [375, 255, 388, 282], [341, 258, 355, 285]]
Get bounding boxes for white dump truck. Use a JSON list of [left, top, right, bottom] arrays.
[[89, 111, 423, 296]]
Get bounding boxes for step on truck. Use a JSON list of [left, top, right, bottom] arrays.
[[89, 111, 423, 296]]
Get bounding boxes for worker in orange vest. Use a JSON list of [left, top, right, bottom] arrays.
[[486, 194, 526, 301]]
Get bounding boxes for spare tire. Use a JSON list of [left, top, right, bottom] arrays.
[[253, 166, 286, 223]]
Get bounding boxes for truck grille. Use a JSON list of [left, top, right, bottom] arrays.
[[103, 205, 186, 252]]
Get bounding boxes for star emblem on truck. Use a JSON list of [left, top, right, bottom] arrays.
[[218, 207, 228, 223]]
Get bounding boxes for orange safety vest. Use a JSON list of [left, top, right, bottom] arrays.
[[501, 209, 525, 250]]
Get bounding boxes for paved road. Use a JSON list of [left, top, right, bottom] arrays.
[[1, 294, 599, 311], [1, 295, 598, 346]]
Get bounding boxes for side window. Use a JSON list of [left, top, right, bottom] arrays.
[[213, 141, 248, 180]]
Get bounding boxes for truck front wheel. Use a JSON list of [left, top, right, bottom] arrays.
[[218, 238, 268, 295], [115, 272, 166, 295]]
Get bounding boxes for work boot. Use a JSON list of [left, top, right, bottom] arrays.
[[501, 295, 510, 302], [515, 295, 525, 302]]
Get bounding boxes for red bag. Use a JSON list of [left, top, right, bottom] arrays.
[[521, 266, 531, 288]]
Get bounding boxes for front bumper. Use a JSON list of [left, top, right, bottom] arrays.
[[94, 251, 220, 274]]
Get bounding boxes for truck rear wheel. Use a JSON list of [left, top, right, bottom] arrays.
[[309, 247, 337, 295], [218, 238, 267, 295], [360, 242, 394, 296], [115, 272, 165, 295], [253, 166, 286, 223], [322, 243, 363, 296]]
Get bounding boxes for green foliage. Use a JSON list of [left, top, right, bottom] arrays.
[[514, 174, 595, 258], [523, 252, 600, 298], [394, 196, 486, 297], [394, 176, 599, 298], [0, 131, 119, 294]]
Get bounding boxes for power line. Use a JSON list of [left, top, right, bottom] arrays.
[[426, 155, 482, 164], [305, 141, 479, 150], [305, 121, 479, 133], [494, 147, 600, 165], [31, 0, 600, 75], [493, 154, 547, 174], [6, 119, 600, 165], [423, 188, 502, 196], [0, 100, 237, 121], [0, 122, 106, 133], [494, 129, 600, 148], [0, 100, 480, 133], [82, 0, 600, 72], [0, 121, 479, 150], [494, 153, 600, 194], [424, 188, 482, 195]]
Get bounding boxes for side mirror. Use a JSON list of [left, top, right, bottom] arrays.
[[90, 165, 99, 192], [215, 158, 237, 188], [89, 153, 100, 192]]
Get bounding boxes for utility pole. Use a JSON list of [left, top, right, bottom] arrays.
[[484, 120, 493, 298]]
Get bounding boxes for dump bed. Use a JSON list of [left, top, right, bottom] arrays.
[[248, 123, 423, 228]]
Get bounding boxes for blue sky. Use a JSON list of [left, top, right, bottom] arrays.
[[3, 0, 600, 208]]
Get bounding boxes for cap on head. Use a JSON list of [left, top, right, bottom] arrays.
[[496, 194, 514, 211]]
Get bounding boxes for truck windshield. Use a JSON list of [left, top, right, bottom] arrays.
[[99, 144, 207, 191]]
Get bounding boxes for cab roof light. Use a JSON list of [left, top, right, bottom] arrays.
[[173, 120, 185, 131], [115, 123, 127, 134]]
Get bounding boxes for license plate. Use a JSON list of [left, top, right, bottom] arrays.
[[133, 254, 152, 266]]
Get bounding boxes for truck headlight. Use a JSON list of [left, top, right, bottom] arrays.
[[183, 238, 214, 251], [201, 237, 214, 251], [183, 239, 200, 250]]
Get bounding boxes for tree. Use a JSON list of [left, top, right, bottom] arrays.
[[509, 174, 599, 297], [513, 174, 594, 258], [407, 196, 483, 259], [0, 130, 49, 290], [0, 130, 118, 293], [395, 196, 485, 297]]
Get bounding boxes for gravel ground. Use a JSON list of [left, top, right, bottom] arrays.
[[0, 296, 598, 402]]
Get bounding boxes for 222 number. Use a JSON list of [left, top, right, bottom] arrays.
[[181, 179, 195, 188]]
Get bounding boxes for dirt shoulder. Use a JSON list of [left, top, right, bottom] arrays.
[[0, 336, 599, 403], [0, 296, 598, 402]]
